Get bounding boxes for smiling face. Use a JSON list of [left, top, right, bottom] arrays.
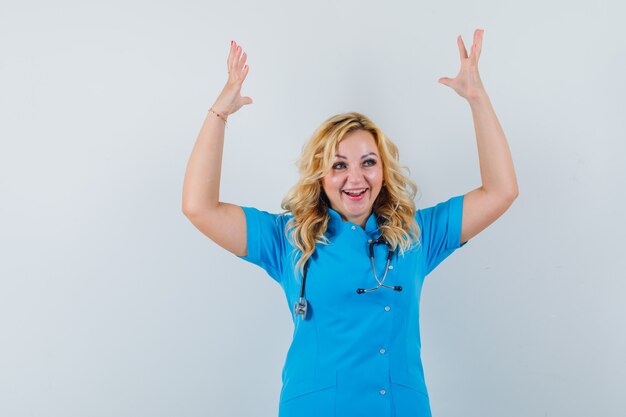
[[322, 129, 384, 227]]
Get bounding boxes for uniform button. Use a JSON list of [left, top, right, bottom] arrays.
[[351, 225, 356, 230], [384, 306, 391, 311], [379, 389, 386, 395], [388, 265, 394, 270], [379, 348, 386, 354]]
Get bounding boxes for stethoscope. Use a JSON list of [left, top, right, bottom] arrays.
[[293, 235, 403, 320]]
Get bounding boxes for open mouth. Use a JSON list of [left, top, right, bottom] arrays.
[[343, 188, 368, 201]]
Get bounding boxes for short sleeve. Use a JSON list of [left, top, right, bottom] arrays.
[[236, 206, 287, 284], [416, 194, 468, 276]]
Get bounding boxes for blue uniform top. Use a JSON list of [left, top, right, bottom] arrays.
[[237, 194, 468, 417]]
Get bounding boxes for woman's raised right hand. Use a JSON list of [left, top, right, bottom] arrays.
[[212, 40, 253, 117]]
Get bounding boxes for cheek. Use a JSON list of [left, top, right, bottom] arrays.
[[324, 175, 343, 189], [322, 177, 339, 197], [365, 170, 383, 187]]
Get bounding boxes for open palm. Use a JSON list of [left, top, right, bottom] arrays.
[[212, 40, 253, 116], [438, 29, 486, 101]]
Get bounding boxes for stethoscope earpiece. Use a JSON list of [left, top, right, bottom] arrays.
[[357, 285, 402, 294]]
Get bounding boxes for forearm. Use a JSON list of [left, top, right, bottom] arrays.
[[468, 91, 519, 198], [181, 106, 229, 214]]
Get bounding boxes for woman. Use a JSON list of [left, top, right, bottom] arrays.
[[182, 29, 518, 417]]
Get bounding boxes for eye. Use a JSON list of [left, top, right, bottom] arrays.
[[332, 162, 346, 169], [363, 159, 377, 167]]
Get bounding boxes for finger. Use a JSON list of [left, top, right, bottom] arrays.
[[238, 51, 248, 72], [471, 29, 483, 66], [231, 44, 242, 74], [234, 45, 244, 72], [438, 76, 452, 86], [457, 35, 468, 61], [228, 40, 236, 71]]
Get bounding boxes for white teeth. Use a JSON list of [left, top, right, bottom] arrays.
[[344, 188, 367, 195]]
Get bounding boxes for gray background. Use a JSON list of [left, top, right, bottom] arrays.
[[1, 0, 624, 416]]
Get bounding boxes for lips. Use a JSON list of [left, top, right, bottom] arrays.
[[342, 187, 368, 195], [342, 188, 368, 201]]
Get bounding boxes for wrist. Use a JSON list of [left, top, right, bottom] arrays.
[[208, 106, 228, 125], [210, 104, 230, 117], [467, 89, 490, 106]]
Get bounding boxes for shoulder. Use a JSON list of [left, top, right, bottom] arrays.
[[240, 206, 293, 223], [238, 207, 295, 244], [415, 195, 464, 222]]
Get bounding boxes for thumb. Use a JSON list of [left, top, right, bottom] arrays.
[[438, 77, 452, 87], [243, 96, 253, 105]]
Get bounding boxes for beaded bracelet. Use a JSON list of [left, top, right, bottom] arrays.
[[209, 107, 228, 125]]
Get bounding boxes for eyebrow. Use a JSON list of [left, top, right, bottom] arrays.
[[334, 152, 378, 159]]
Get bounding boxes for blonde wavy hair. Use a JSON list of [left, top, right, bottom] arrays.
[[280, 112, 422, 279]]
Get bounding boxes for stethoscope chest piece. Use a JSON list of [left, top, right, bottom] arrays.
[[294, 262, 311, 320], [294, 298, 308, 319]]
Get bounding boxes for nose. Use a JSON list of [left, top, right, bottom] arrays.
[[346, 165, 366, 183]]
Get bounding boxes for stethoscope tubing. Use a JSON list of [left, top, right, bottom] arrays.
[[294, 235, 402, 319]]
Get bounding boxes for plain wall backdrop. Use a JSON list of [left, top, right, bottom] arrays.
[[1, 0, 624, 416]]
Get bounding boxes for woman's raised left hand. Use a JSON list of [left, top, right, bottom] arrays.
[[438, 28, 486, 101]]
